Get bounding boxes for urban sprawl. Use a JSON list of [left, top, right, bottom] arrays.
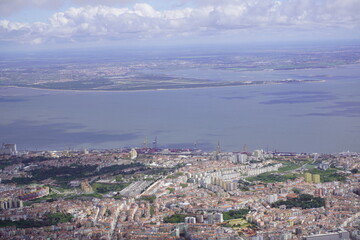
[[0, 143, 359, 240]]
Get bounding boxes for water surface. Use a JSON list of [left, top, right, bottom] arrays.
[[0, 64, 359, 153]]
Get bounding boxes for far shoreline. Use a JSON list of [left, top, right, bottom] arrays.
[[0, 80, 325, 95]]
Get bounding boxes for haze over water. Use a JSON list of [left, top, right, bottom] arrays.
[[1, 58, 359, 153]]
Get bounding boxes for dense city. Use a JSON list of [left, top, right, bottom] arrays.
[[0, 143, 359, 240]]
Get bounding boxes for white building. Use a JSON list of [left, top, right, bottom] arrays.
[[253, 149, 264, 159], [129, 148, 138, 160], [238, 154, 248, 163], [214, 213, 224, 223], [229, 153, 248, 164], [185, 216, 196, 224], [267, 194, 278, 204], [0, 144, 17, 155]]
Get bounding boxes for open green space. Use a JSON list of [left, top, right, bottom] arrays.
[[167, 187, 175, 193], [139, 195, 156, 203], [277, 161, 302, 172], [166, 172, 184, 179], [223, 218, 254, 229], [304, 163, 317, 169], [66, 193, 103, 199], [354, 189, 360, 196], [223, 209, 249, 221], [3, 163, 144, 187], [0, 159, 14, 170], [1, 156, 54, 166], [306, 168, 348, 182], [24, 193, 61, 205], [96, 163, 145, 175], [92, 182, 129, 194], [0, 212, 72, 229], [247, 172, 299, 183], [271, 194, 325, 209], [163, 214, 190, 223]]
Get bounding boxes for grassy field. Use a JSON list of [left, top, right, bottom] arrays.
[[277, 161, 302, 172], [226, 218, 250, 227], [306, 168, 348, 182], [222, 218, 257, 230], [304, 163, 317, 169], [92, 182, 129, 194], [247, 172, 299, 183], [223, 209, 249, 221]]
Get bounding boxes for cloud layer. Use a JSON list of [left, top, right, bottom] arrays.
[[1, 0, 359, 45]]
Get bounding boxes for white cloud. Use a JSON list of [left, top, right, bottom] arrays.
[[0, 0, 359, 45]]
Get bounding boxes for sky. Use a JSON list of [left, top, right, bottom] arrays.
[[0, 0, 360, 49]]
